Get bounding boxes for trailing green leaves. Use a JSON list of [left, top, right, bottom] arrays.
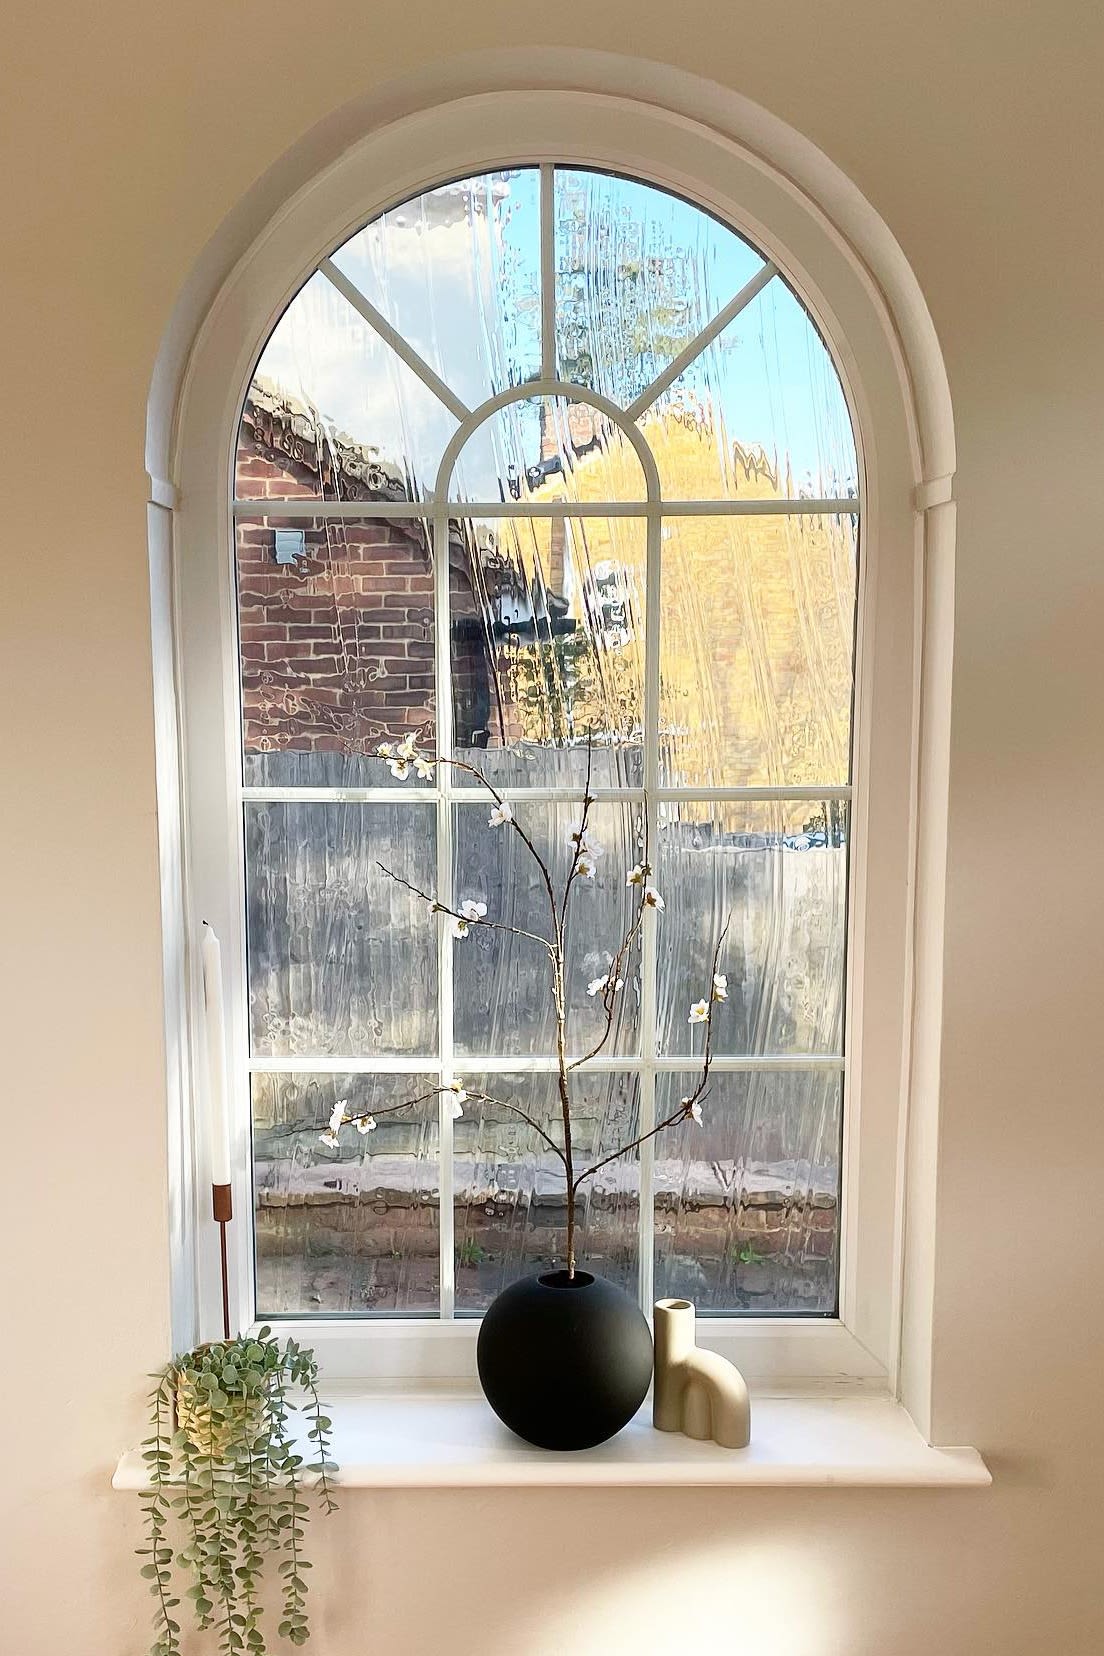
[[138, 1333, 337, 1656]]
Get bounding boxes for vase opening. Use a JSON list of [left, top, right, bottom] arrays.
[[538, 1269, 596, 1290], [656, 1298, 693, 1311]]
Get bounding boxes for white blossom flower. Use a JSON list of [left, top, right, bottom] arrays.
[[689, 1100, 704, 1125], [712, 973, 729, 1001], [387, 757, 411, 780], [376, 742, 394, 758], [626, 862, 650, 886], [587, 973, 624, 996], [568, 828, 603, 858], [318, 1128, 341, 1149], [576, 852, 597, 879], [355, 1115, 377, 1135], [643, 885, 665, 910], [397, 732, 419, 760], [445, 1082, 467, 1120], [450, 900, 486, 940], [413, 755, 435, 780], [328, 1098, 348, 1134], [489, 801, 514, 827], [688, 999, 710, 1024]]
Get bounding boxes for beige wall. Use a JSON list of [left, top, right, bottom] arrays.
[[3, 5, 1102, 1652]]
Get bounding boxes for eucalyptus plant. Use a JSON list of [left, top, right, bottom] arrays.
[[139, 1330, 337, 1656]]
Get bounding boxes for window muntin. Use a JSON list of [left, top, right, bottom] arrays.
[[235, 165, 858, 1323]]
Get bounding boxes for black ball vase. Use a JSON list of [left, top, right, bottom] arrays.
[[476, 1270, 653, 1450]]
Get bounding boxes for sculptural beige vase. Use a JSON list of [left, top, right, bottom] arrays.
[[652, 1298, 751, 1448]]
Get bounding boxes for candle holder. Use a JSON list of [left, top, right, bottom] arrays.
[[212, 1182, 233, 1339]]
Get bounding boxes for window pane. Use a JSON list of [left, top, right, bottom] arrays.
[[554, 168, 765, 409], [654, 1069, 840, 1313], [452, 800, 642, 1058], [236, 270, 457, 501], [449, 514, 646, 790], [253, 1072, 439, 1316], [643, 276, 858, 500], [330, 169, 541, 411], [657, 800, 848, 1057], [448, 396, 648, 503], [659, 512, 856, 789], [454, 1070, 639, 1311], [236, 514, 436, 788], [245, 801, 437, 1056]]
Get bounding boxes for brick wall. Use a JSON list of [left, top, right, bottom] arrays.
[[234, 401, 501, 768]]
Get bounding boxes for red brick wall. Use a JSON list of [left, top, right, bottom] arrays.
[[234, 413, 501, 764]]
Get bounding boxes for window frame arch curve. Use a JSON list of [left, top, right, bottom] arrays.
[[155, 75, 954, 1419]]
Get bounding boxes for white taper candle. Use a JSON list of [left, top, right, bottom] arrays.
[[201, 921, 233, 1188]]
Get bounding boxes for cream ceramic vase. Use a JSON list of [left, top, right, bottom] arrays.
[[652, 1298, 751, 1448]]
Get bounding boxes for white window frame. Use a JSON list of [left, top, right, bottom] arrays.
[[162, 87, 952, 1399]]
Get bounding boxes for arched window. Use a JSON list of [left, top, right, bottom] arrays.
[[234, 166, 857, 1327], [166, 88, 950, 1390]]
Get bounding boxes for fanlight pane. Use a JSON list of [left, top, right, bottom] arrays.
[[642, 277, 858, 499], [554, 168, 765, 410], [659, 512, 857, 789], [449, 514, 646, 788], [656, 801, 849, 1057], [253, 1072, 439, 1316], [237, 271, 456, 502], [448, 395, 648, 503], [245, 801, 437, 1057], [654, 1069, 840, 1313], [330, 169, 541, 411], [454, 1071, 639, 1311], [452, 801, 642, 1058], [236, 514, 436, 789]]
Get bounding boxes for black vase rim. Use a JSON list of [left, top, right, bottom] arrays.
[[536, 1269, 596, 1290]]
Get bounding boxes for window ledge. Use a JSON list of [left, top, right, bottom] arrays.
[[112, 1386, 990, 1490]]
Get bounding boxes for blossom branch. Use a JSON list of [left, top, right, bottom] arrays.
[[331, 1085, 569, 1169], [375, 861, 556, 960], [571, 917, 731, 1191]]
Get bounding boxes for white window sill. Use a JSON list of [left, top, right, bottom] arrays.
[[112, 1385, 990, 1490]]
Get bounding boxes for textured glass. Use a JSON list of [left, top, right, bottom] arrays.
[[448, 395, 647, 504], [554, 168, 765, 410], [232, 167, 858, 1324], [454, 1070, 639, 1311], [236, 515, 436, 788], [253, 1072, 439, 1316], [331, 169, 541, 412], [644, 276, 858, 499], [452, 800, 642, 1058], [659, 512, 856, 789], [245, 801, 437, 1056], [656, 801, 848, 1056], [654, 1069, 840, 1313], [450, 513, 646, 788], [237, 271, 457, 501]]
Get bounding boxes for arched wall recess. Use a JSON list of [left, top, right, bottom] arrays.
[[149, 56, 955, 1439]]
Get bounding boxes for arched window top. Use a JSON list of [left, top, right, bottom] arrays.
[[236, 166, 858, 510]]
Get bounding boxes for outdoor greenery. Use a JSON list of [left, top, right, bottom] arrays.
[[139, 1331, 337, 1656]]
